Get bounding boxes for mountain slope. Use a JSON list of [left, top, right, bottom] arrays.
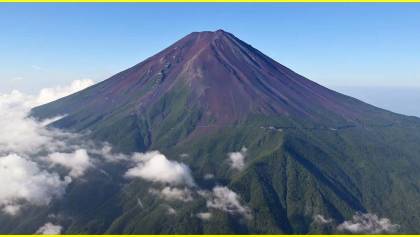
[[21, 30, 420, 234]]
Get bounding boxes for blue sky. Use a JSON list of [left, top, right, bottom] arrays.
[[1, 3, 420, 116]]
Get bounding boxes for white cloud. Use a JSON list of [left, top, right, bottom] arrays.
[[0, 154, 70, 215], [2, 204, 21, 216], [0, 79, 94, 112], [337, 212, 399, 234], [0, 79, 94, 155], [125, 151, 195, 187], [149, 187, 193, 202], [228, 147, 247, 171], [0, 80, 97, 215], [35, 79, 94, 106], [0, 90, 53, 154], [197, 212, 212, 220], [45, 149, 92, 178], [36, 222, 63, 234], [204, 186, 251, 219], [313, 214, 333, 224], [167, 206, 176, 215], [0, 79, 96, 155]]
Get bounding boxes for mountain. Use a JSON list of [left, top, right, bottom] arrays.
[[32, 30, 415, 151], [5, 30, 420, 234]]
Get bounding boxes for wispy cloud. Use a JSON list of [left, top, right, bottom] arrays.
[[149, 186, 193, 202]]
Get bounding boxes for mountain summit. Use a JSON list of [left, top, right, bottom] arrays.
[[27, 30, 420, 234]]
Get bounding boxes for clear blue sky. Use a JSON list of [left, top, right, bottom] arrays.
[[1, 3, 420, 94]]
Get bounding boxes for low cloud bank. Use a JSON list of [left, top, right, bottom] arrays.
[[0, 80, 94, 215]]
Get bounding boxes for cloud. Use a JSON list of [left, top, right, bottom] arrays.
[[149, 187, 193, 202], [44, 149, 92, 178], [0, 90, 54, 154], [125, 151, 195, 187], [92, 144, 129, 162], [3, 204, 21, 216], [196, 212, 212, 220], [0, 86, 91, 158], [167, 206, 176, 215], [0, 80, 98, 215], [0, 154, 70, 215], [0, 79, 94, 111], [203, 186, 251, 219], [35, 79, 94, 106], [313, 214, 333, 224], [337, 212, 399, 234], [0, 79, 94, 155], [36, 222, 63, 234], [227, 147, 247, 171]]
